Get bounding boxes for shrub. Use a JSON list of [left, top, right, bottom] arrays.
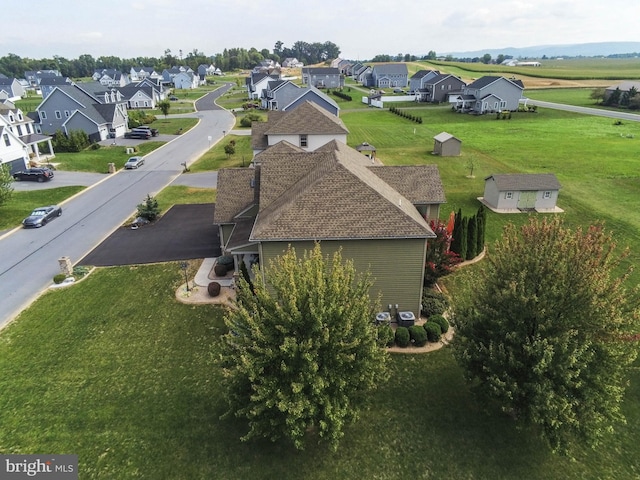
[[430, 314, 449, 334], [72, 265, 91, 278], [421, 289, 449, 317], [53, 273, 67, 284], [217, 255, 234, 267], [377, 324, 395, 347], [409, 325, 427, 347], [424, 322, 442, 343], [136, 194, 160, 222], [207, 282, 221, 297], [214, 263, 228, 276], [395, 327, 410, 347]]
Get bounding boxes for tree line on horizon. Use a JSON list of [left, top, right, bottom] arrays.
[[0, 40, 341, 79]]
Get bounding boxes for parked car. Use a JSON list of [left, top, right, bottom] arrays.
[[12, 168, 54, 182], [124, 130, 151, 140], [169, 96, 179, 101], [22, 205, 62, 228], [124, 156, 145, 169], [135, 125, 159, 137]]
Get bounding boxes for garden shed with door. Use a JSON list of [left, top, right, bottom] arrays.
[[481, 173, 562, 212], [433, 132, 461, 156]]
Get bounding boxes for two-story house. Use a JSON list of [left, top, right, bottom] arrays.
[[419, 73, 467, 103], [251, 101, 348, 157], [246, 72, 280, 100], [0, 77, 26, 101], [301, 67, 343, 89], [39, 76, 73, 98], [451, 76, 525, 114], [261, 80, 339, 115], [364, 64, 408, 89]]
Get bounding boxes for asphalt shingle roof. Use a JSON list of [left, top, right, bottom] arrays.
[[486, 173, 561, 191]]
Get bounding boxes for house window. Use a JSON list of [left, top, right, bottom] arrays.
[[3, 133, 10, 147], [17, 112, 23, 121], [505, 191, 513, 199], [17, 125, 22, 136], [55, 110, 62, 119], [543, 191, 552, 199], [64, 110, 70, 117], [300, 134, 308, 148], [40, 111, 47, 120]]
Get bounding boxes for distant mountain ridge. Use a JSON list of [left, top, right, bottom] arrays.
[[444, 42, 640, 59]]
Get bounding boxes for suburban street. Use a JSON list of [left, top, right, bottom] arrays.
[[0, 84, 235, 329]]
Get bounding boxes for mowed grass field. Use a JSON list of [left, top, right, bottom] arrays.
[[2, 61, 640, 478]]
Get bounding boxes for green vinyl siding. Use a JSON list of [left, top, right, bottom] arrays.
[[259, 238, 427, 315]]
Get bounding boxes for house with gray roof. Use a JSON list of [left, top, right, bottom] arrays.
[[34, 84, 128, 141], [364, 63, 408, 88], [604, 81, 640, 103], [451, 76, 524, 114], [0, 77, 26, 101], [246, 71, 280, 100], [251, 101, 348, 157], [24, 70, 61, 88], [261, 80, 339, 115], [481, 173, 562, 212], [409, 70, 440, 94], [301, 67, 343, 89], [213, 139, 445, 315], [39, 76, 73, 98], [419, 73, 466, 103]]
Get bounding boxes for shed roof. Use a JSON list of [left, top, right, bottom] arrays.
[[485, 173, 561, 191]]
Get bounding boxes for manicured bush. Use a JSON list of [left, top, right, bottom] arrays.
[[421, 289, 449, 317], [53, 273, 67, 284], [430, 314, 449, 334], [217, 255, 234, 267], [424, 322, 442, 343], [377, 324, 395, 347], [395, 327, 410, 348], [207, 282, 221, 297], [214, 263, 228, 276], [408, 325, 427, 347]]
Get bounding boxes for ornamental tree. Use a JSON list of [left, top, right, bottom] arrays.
[[453, 217, 640, 453], [217, 243, 387, 450]]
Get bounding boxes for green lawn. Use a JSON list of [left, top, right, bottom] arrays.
[[0, 264, 638, 479]]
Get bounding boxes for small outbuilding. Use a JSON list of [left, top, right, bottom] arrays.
[[356, 142, 376, 159], [433, 132, 461, 157], [480, 173, 563, 213]]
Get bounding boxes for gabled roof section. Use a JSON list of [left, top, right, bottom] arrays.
[[372, 63, 408, 75], [467, 76, 524, 90], [264, 101, 348, 135], [251, 142, 435, 241], [368, 165, 446, 205], [213, 168, 257, 224], [411, 69, 439, 79], [485, 173, 561, 191]]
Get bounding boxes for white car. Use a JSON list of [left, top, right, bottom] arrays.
[[125, 156, 145, 169]]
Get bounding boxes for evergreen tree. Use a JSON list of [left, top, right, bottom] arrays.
[[466, 214, 478, 260]]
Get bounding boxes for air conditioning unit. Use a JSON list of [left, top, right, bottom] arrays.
[[397, 311, 415, 328], [375, 312, 391, 325]]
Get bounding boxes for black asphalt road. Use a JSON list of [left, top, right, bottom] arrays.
[[79, 204, 221, 266]]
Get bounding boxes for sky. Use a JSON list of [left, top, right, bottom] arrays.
[[4, 0, 640, 61]]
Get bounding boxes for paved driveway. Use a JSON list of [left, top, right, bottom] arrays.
[[79, 204, 220, 266]]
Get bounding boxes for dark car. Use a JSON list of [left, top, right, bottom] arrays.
[[13, 168, 54, 182], [22, 205, 62, 228], [169, 96, 179, 101], [135, 126, 159, 137]]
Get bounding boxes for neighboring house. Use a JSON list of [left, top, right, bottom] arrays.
[[409, 70, 440, 94], [450, 76, 524, 114], [34, 84, 128, 142], [0, 101, 54, 173], [364, 64, 408, 88], [93, 69, 129, 87], [129, 66, 161, 82], [419, 73, 466, 103], [282, 58, 304, 68], [118, 84, 160, 109], [213, 139, 445, 316], [433, 132, 461, 156], [246, 72, 280, 100], [24, 70, 61, 88], [251, 101, 348, 157], [261, 80, 339, 116], [0, 77, 26, 101], [173, 71, 199, 89], [481, 173, 562, 212], [604, 81, 640, 102], [39, 76, 72, 98], [301, 67, 343, 89]]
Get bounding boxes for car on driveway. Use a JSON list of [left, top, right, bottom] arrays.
[[13, 168, 54, 182], [124, 156, 145, 169], [22, 205, 62, 228], [135, 125, 159, 137]]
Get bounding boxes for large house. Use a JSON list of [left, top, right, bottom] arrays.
[[246, 71, 280, 100], [251, 101, 348, 157], [417, 73, 466, 103], [34, 84, 128, 141], [451, 76, 524, 114], [213, 139, 445, 315], [0, 101, 54, 173], [363, 64, 409, 88], [301, 67, 343, 89], [260, 80, 339, 115]]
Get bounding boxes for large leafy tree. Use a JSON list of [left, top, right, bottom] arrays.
[[454, 217, 640, 453], [217, 243, 387, 450]]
